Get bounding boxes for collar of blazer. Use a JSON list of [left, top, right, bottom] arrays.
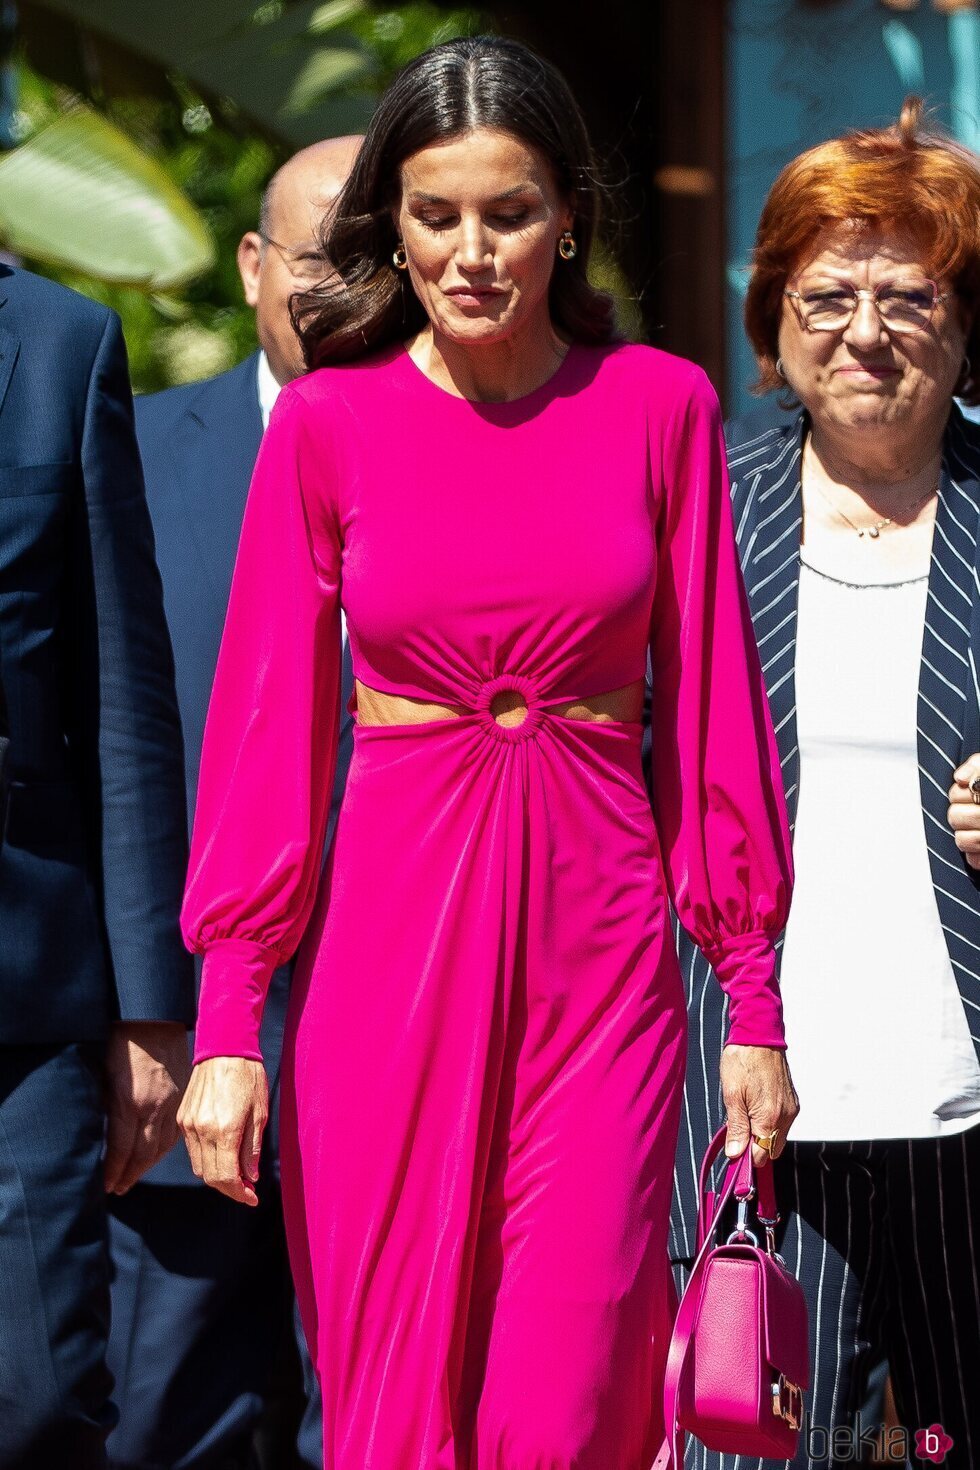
[[181, 350, 264, 442]]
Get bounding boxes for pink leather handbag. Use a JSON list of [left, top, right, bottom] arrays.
[[651, 1126, 810, 1469]]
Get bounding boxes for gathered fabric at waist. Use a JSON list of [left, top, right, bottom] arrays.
[[331, 674, 663, 902]]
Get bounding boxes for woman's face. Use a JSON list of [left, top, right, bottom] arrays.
[[777, 225, 968, 437], [394, 126, 573, 347]]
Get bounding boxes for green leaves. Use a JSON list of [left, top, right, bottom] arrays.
[[308, 0, 372, 33], [6, 3, 483, 385], [283, 45, 374, 117], [23, 0, 378, 145], [0, 107, 215, 288]]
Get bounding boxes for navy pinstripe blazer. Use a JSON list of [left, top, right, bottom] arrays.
[[670, 404, 980, 1260]]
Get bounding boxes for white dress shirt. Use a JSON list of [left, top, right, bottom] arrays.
[[256, 349, 281, 433]]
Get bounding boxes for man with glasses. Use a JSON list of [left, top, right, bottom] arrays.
[[106, 137, 361, 1470], [240, 137, 362, 392]]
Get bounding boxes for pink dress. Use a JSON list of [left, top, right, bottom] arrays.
[[182, 341, 792, 1470]]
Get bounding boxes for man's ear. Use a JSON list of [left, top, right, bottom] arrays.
[[237, 232, 263, 308]]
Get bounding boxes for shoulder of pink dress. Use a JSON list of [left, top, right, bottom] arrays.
[[587, 339, 708, 396], [584, 341, 716, 412], [282, 343, 407, 411]]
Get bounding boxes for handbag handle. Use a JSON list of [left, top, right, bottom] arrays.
[[651, 1128, 782, 1470], [696, 1124, 779, 1250]]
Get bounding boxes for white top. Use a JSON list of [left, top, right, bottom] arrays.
[[779, 553, 980, 1140]]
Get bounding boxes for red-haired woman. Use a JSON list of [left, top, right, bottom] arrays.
[[672, 99, 980, 1465]]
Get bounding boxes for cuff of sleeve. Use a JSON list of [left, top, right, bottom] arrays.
[[702, 930, 787, 1049], [192, 938, 280, 1064]]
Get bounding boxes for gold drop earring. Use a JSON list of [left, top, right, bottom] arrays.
[[558, 230, 577, 261]]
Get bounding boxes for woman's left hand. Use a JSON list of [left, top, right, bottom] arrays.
[[948, 754, 980, 871], [720, 1045, 799, 1168]]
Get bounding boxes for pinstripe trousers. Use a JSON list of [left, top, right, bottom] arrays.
[[672, 1125, 980, 1470]]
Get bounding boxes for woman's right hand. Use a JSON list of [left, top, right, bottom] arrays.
[[177, 1057, 269, 1207]]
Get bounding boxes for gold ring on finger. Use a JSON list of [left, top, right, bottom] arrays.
[[753, 1128, 779, 1157], [970, 773, 980, 806]]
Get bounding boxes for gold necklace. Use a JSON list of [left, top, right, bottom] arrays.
[[809, 470, 939, 539]]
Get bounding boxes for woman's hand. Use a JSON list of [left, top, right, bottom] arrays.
[[721, 1044, 799, 1168], [177, 1057, 269, 1207], [948, 755, 980, 871]]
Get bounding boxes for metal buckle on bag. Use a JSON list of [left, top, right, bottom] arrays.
[[725, 1195, 759, 1247], [755, 1203, 783, 1261], [771, 1374, 803, 1430]]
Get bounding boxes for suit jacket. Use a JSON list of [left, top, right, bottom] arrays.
[[0, 666, 9, 839], [670, 404, 980, 1259], [136, 352, 354, 1183], [0, 265, 193, 1042]]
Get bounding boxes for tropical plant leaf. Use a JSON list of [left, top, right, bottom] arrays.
[[23, 0, 378, 145], [0, 107, 215, 288], [283, 45, 372, 116], [308, 0, 371, 34]]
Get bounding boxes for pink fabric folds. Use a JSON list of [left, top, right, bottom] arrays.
[[181, 343, 793, 1063], [647, 372, 792, 1048], [182, 387, 343, 1063], [178, 342, 795, 1467]]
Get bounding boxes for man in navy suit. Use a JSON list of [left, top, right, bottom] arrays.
[[0, 266, 194, 1467], [106, 137, 360, 1470]]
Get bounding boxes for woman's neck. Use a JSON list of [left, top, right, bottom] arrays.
[[801, 420, 942, 580], [807, 419, 945, 508], [407, 315, 569, 403]]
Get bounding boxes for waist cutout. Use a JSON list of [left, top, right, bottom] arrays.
[[355, 678, 645, 730]]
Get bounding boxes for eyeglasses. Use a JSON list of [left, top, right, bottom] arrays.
[[258, 232, 330, 285], [784, 277, 950, 333]]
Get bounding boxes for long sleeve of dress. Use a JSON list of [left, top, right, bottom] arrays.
[[180, 385, 343, 1063], [648, 367, 793, 1049]]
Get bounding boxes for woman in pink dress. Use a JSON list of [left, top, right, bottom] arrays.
[[178, 35, 797, 1470]]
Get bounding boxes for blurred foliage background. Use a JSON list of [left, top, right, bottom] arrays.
[[0, 3, 485, 391], [0, 1, 644, 393]]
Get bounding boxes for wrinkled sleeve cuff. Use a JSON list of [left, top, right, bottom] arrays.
[[701, 930, 787, 1049], [192, 938, 281, 1064]]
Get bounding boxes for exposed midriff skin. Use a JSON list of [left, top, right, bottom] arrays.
[[354, 675, 646, 728]]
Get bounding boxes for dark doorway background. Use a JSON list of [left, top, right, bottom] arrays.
[[12, 0, 730, 398], [491, 1, 727, 396]]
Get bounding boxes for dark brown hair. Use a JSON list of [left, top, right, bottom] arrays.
[[746, 97, 980, 404], [292, 35, 616, 367]]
